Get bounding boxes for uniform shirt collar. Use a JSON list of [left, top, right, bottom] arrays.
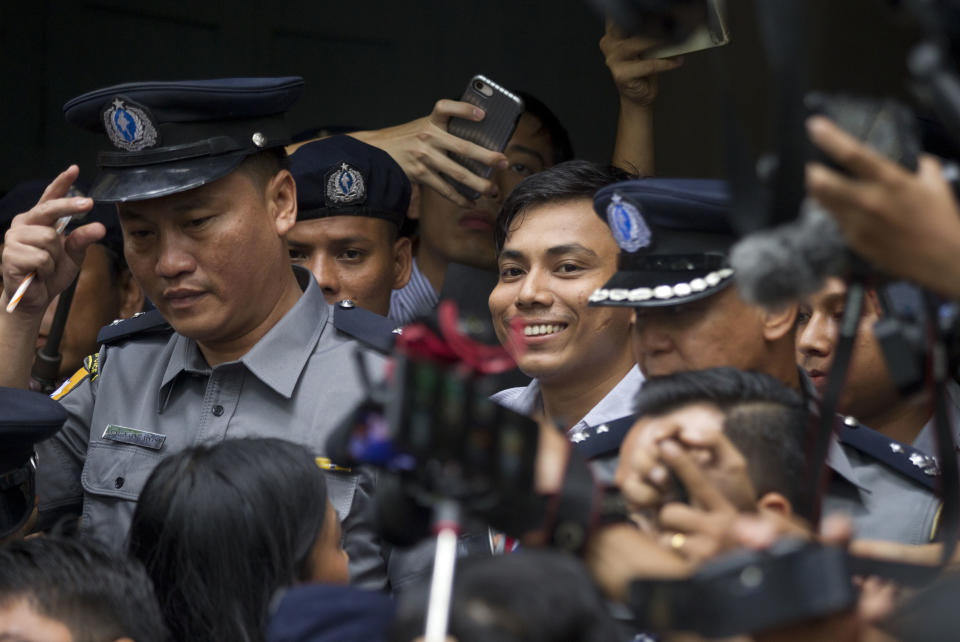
[[159, 266, 325, 405], [491, 366, 644, 435], [576, 366, 644, 432]]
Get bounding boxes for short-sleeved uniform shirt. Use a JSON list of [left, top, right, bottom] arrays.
[[38, 267, 390, 588]]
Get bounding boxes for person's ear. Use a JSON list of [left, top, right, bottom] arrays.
[[757, 491, 793, 517], [761, 302, 799, 342], [117, 268, 145, 318], [392, 235, 413, 290], [407, 183, 421, 221], [865, 287, 884, 319], [268, 169, 298, 236]]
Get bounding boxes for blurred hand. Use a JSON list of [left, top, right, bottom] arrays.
[[655, 439, 757, 565], [349, 100, 509, 208], [615, 411, 757, 515], [806, 115, 960, 300]]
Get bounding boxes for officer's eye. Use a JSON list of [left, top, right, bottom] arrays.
[[288, 248, 308, 262], [186, 216, 214, 229], [499, 266, 524, 280], [556, 262, 584, 275], [126, 229, 154, 240], [797, 308, 812, 325], [338, 249, 365, 261]]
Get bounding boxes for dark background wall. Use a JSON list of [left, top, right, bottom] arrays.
[[0, 1, 924, 195]]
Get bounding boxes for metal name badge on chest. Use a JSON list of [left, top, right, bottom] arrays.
[[102, 424, 166, 450]]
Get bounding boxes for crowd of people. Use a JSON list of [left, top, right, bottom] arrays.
[[3, 13, 960, 642]]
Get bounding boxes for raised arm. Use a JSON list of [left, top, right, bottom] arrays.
[[0, 166, 102, 388]]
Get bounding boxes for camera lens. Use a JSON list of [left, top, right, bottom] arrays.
[[474, 80, 484, 91]]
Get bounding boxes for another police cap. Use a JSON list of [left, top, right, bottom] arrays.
[[589, 178, 738, 307], [290, 135, 410, 227], [63, 77, 304, 203], [0, 387, 67, 473]]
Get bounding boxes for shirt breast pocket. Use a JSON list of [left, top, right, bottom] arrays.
[[80, 441, 164, 502]]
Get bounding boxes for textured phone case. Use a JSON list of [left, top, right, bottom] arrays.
[[445, 75, 524, 200]]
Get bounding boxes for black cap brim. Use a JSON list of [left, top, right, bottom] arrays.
[[89, 151, 248, 203]]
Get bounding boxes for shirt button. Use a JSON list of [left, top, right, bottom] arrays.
[[212, 405, 225, 417], [114, 477, 125, 489]]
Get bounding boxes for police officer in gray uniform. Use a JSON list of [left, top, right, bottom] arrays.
[[589, 177, 942, 545], [0, 78, 398, 589]]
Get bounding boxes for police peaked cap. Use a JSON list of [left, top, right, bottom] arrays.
[[289, 135, 410, 228], [590, 178, 739, 308], [63, 77, 304, 203]]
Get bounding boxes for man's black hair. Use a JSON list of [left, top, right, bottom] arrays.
[[633, 367, 811, 518], [516, 91, 575, 166], [390, 550, 622, 642], [0, 535, 167, 642], [495, 160, 633, 254]]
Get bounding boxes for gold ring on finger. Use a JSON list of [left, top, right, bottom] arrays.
[[670, 532, 686, 551]]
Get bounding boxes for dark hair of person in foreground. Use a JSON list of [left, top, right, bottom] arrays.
[[128, 437, 336, 642], [0, 535, 167, 642], [390, 550, 623, 642]]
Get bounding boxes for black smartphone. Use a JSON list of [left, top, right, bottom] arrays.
[[444, 74, 525, 201]]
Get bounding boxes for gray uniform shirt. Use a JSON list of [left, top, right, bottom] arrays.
[[388, 259, 438, 326], [37, 268, 391, 589]]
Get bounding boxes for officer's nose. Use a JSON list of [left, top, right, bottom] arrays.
[[155, 232, 197, 279], [308, 255, 341, 302], [797, 312, 834, 359], [515, 267, 553, 309], [633, 312, 675, 357]]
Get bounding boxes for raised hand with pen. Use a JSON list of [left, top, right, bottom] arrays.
[[1, 165, 104, 388], [2, 165, 103, 316]]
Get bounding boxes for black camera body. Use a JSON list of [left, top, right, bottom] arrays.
[[327, 302, 543, 541], [629, 538, 855, 637]]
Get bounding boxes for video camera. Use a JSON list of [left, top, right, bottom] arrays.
[[328, 300, 542, 536]]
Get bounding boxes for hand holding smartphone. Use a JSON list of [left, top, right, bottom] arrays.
[[444, 75, 525, 201]]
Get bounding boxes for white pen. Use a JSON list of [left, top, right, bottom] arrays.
[[5, 215, 73, 313]]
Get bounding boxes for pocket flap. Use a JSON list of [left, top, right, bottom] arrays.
[[80, 441, 163, 501]]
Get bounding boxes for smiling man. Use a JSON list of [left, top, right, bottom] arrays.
[[287, 135, 412, 317], [488, 160, 639, 480], [0, 78, 396, 589]]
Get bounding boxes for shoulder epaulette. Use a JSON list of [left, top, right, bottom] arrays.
[[332, 300, 400, 354], [572, 414, 637, 460], [97, 309, 172, 346], [837, 415, 940, 492]]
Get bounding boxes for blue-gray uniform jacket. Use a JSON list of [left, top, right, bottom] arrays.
[[808, 374, 949, 545], [38, 268, 392, 589]]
